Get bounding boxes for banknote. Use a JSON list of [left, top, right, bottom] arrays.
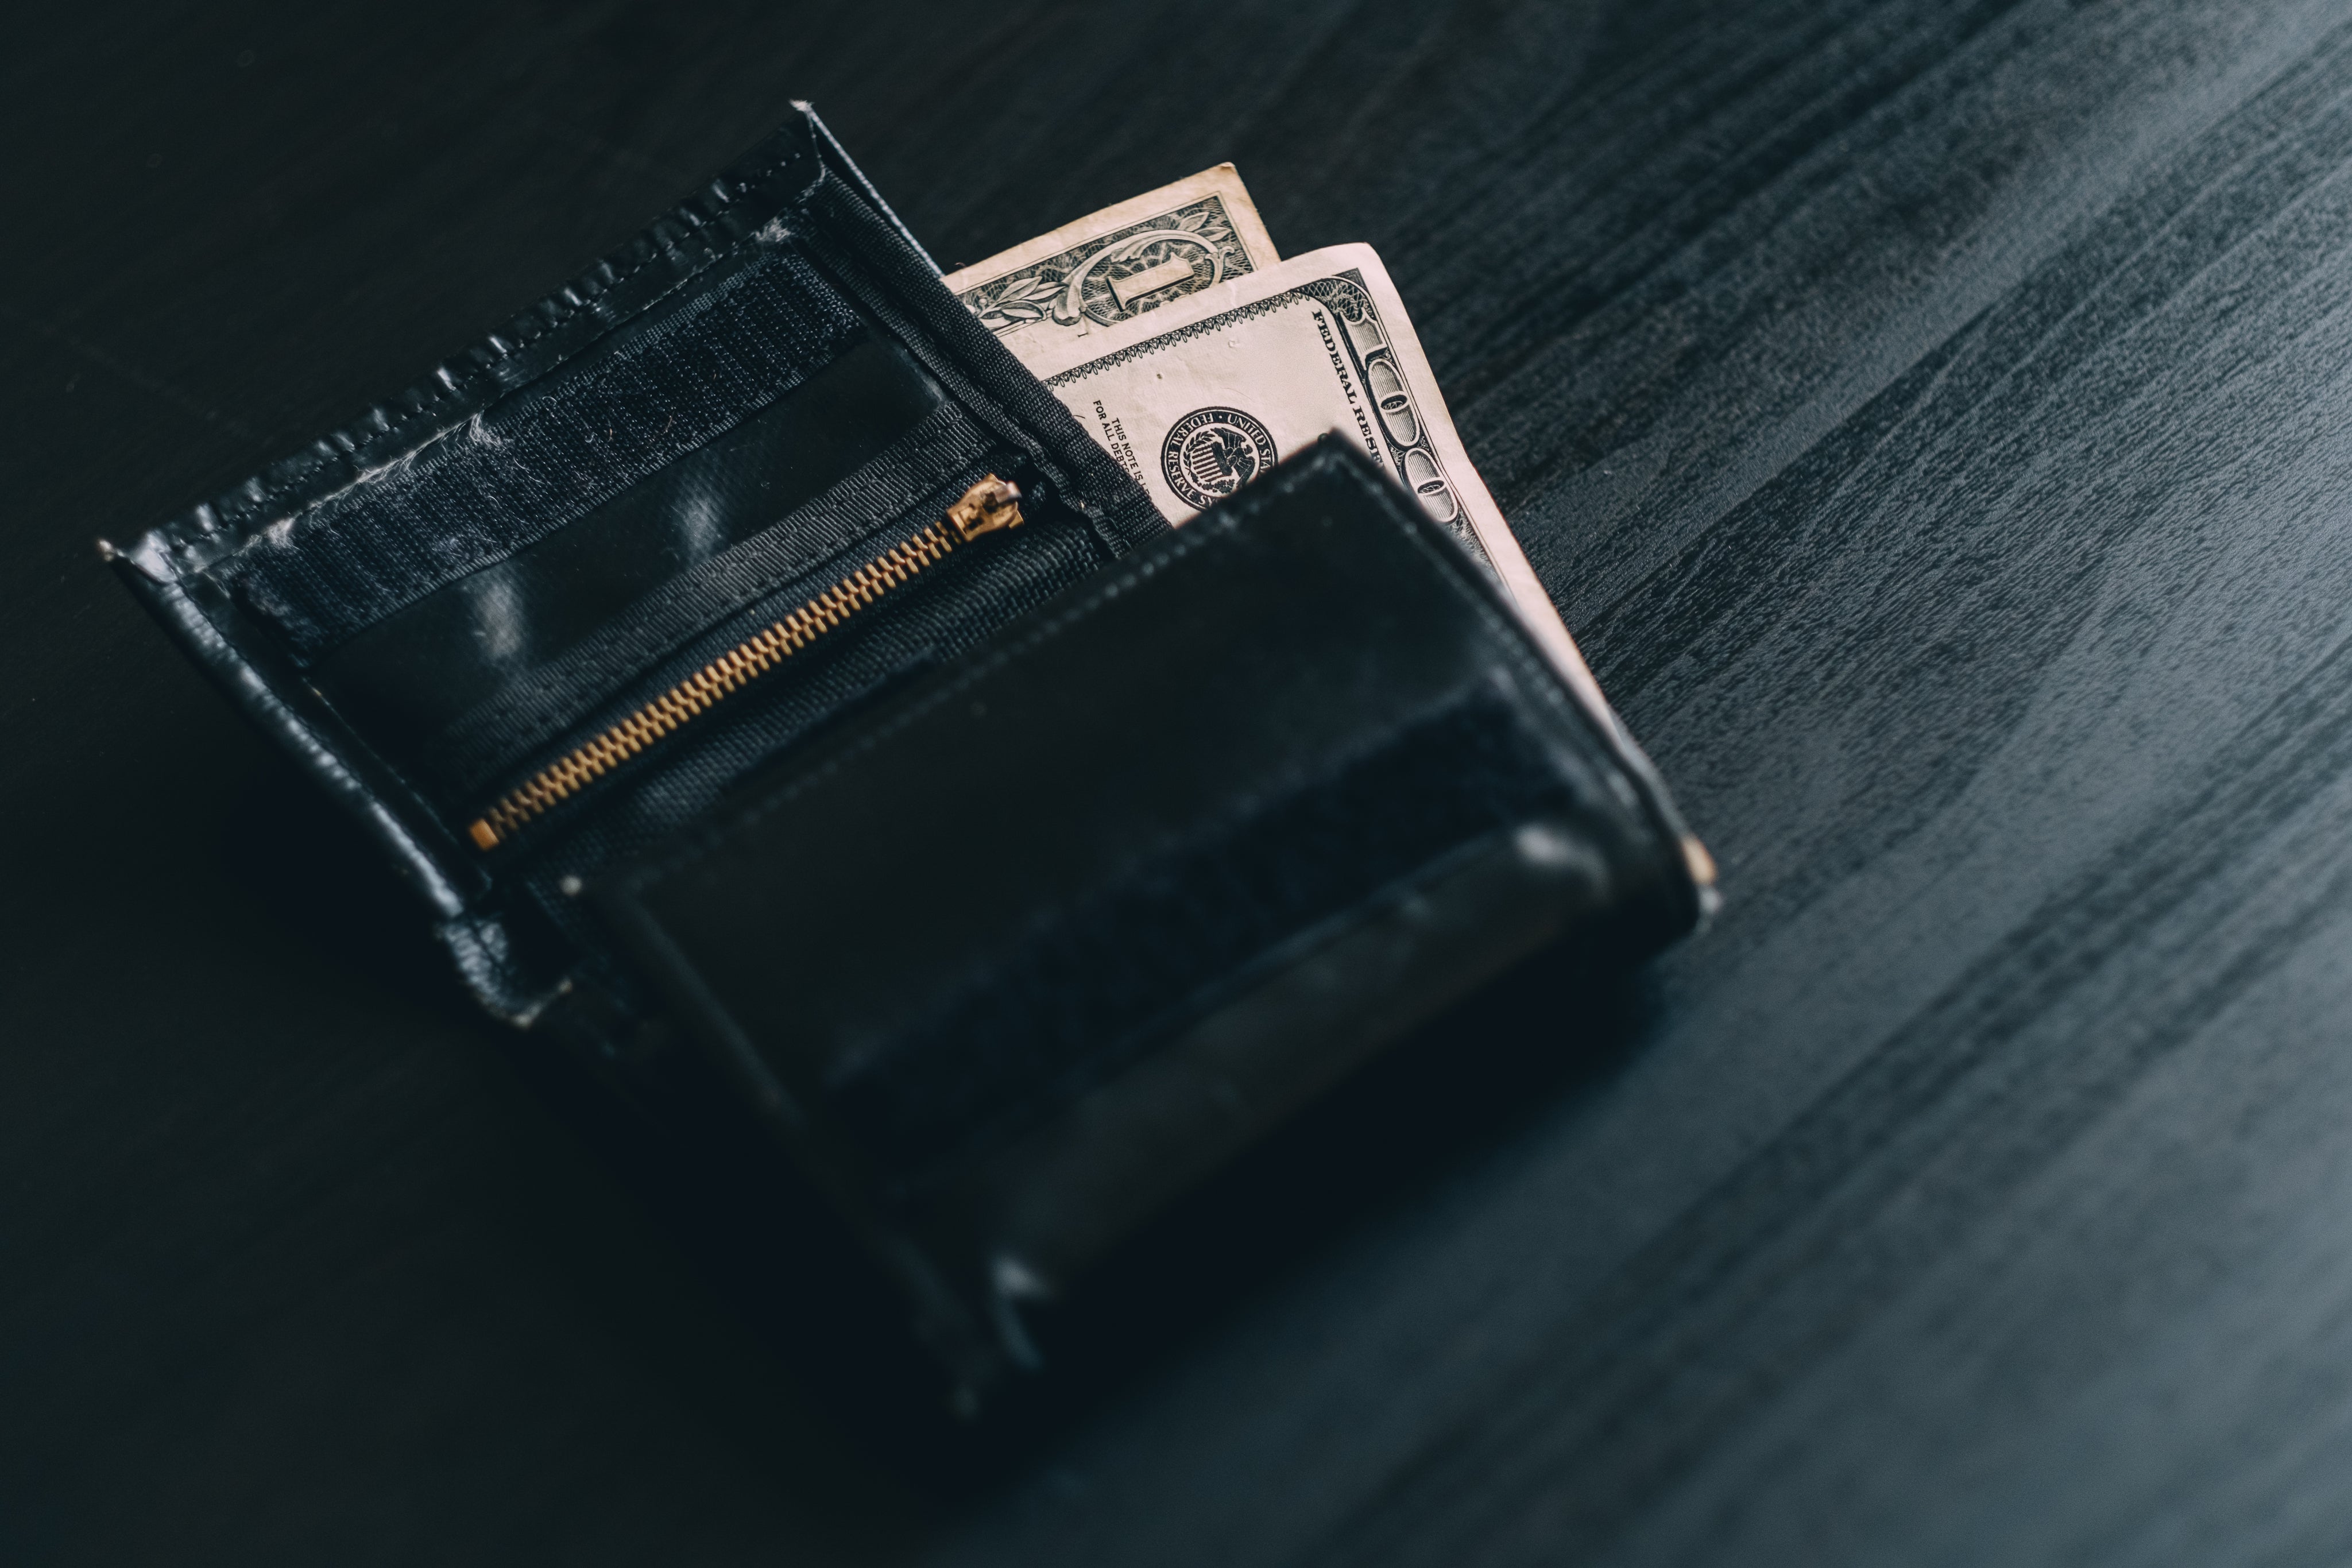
[[942, 165, 1281, 369], [1030, 243, 1608, 712]]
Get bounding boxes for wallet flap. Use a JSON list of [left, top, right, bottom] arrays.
[[596, 442, 1701, 1384]]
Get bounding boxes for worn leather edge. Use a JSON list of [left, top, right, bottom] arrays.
[[798, 102, 940, 274], [114, 122, 827, 580], [107, 556, 485, 921], [1306, 448, 1709, 938]]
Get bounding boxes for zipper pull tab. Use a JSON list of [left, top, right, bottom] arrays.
[[946, 474, 1024, 540]]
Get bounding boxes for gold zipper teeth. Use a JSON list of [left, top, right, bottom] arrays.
[[466, 475, 1022, 851]]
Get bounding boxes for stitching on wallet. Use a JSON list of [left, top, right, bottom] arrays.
[[160, 136, 816, 558]]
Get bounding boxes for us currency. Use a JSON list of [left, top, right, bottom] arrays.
[[1024, 243, 1611, 715], [942, 165, 1281, 369]]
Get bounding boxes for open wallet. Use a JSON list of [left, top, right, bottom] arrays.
[[106, 106, 1711, 1400]]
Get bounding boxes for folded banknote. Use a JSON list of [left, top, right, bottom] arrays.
[[952, 172, 1605, 715], [943, 165, 1281, 368]]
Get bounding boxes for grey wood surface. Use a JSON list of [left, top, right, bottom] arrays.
[[10, 2, 2352, 1562]]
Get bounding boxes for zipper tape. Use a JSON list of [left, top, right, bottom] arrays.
[[466, 474, 1023, 850]]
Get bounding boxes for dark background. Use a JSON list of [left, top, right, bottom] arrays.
[[11, 1, 2352, 1562]]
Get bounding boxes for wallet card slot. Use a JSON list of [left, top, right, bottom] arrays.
[[212, 245, 865, 661], [402, 400, 999, 803], [312, 335, 949, 755]]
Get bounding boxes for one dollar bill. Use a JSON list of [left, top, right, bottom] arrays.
[[942, 165, 1281, 369]]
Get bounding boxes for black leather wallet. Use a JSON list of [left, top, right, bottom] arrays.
[[107, 106, 1707, 1395]]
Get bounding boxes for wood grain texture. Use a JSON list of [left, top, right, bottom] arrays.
[[9, 2, 2352, 1562]]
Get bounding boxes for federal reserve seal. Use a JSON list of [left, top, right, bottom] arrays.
[[1160, 407, 1278, 509]]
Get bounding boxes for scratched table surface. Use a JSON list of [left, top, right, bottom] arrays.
[[11, 1, 2352, 1562]]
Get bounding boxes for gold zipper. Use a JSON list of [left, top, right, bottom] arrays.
[[465, 474, 1025, 850]]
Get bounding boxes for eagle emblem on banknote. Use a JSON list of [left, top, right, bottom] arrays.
[[1162, 407, 1278, 508], [961, 199, 1250, 335]]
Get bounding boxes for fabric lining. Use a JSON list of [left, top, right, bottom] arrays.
[[217, 246, 863, 659], [408, 403, 996, 795]]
